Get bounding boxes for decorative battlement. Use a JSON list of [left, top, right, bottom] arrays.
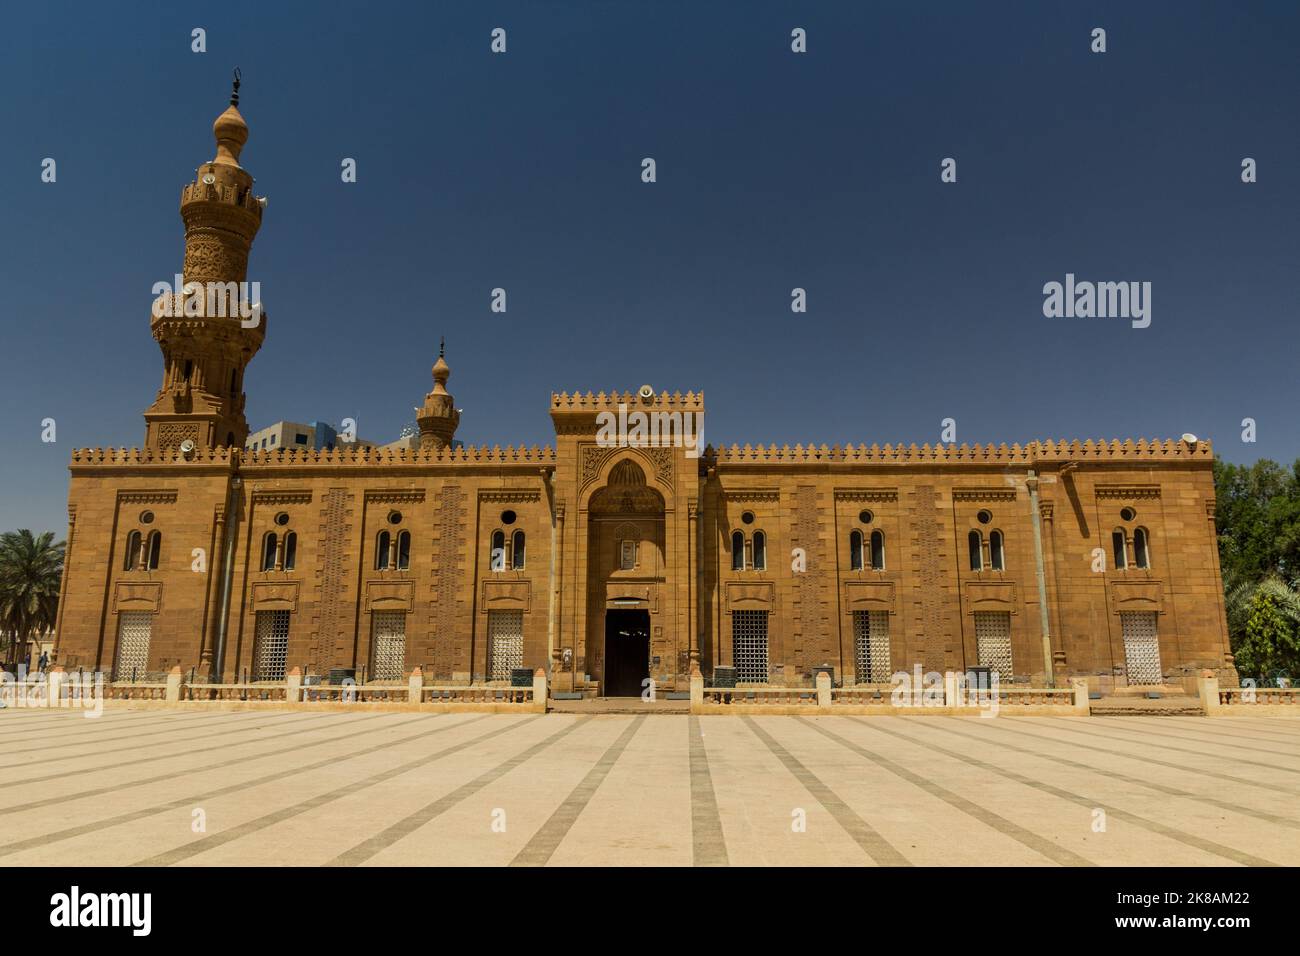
[[71, 447, 236, 466], [180, 179, 264, 219], [551, 390, 705, 411], [710, 437, 1214, 465], [242, 444, 557, 467]]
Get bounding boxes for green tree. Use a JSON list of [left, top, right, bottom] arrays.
[[0, 530, 66, 668], [1230, 580, 1300, 683], [1214, 458, 1300, 584]]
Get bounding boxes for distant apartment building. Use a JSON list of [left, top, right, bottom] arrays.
[[244, 420, 376, 452]]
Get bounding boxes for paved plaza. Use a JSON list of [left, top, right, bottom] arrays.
[[0, 708, 1297, 866]]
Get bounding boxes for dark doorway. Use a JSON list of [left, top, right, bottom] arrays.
[[603, 609, 650, 697]]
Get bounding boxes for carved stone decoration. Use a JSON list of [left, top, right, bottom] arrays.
[[581, 445, 617, 490], [792, 485, 827, 672], [1095, 485, 1162, 499], [312, 488, 352, 675], [183, 231, 249, 284], [915, 484, 946, 671], [644, 446, 673, 485], [432, 484, 466, 678], [156, 423, 200, 450]]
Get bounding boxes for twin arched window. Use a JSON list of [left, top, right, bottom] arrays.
[[969, 530, 1005, 572], [261, 531, 298, 572], [1113, 527, 1151, 570], [489, 530, 525, 571], [375, 530, 412, 571], [124, 530, 161, 571], [731, 530, 767, 571], [849, 530, 886, 571]]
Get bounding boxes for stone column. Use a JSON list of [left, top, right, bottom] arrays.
[[166, 666, 183, 703], [1197, 672, 1221, 715], [533, 668, 548, 713]]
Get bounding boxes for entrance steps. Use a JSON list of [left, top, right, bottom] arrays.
[[1089, 695, 1204, 717], [548, 697, 690, 716]]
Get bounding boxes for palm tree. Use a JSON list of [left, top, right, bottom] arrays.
[[0, 530, 65, 669], [1223, 570, 1300, 682]]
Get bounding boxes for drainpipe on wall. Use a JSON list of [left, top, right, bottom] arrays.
[[1026, 469, 1054, 685], [545, 467, 556, 678], [211, 470, 241, 682]]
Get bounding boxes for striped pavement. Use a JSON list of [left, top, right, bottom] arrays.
[[0, 708, 1296, 866]]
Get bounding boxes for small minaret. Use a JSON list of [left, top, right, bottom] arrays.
[[416, 339, 461, 452], [144, 71, 267, 453]]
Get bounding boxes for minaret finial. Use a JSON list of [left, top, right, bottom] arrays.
[[439, 336, 445, 358], [231, 67, 241, 107]]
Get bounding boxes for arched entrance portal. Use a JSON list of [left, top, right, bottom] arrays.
[[586, 459, 665, 696]]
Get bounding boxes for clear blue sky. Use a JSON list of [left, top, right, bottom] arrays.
[[2, 1, 1297, 537]]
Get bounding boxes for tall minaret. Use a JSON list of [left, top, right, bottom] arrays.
[[144, 71, 267, 453], [416, 339, 461, 452]]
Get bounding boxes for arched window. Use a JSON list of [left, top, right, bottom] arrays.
[[511, 530, 525, 570], [1134, 527, 1150, 569], [124, 530, 141, 571], [491, 530, 506, 572], [397, 530, 411, 570], [731, 530, 745, 571], [183, 359, 193, 382], [989, 530, 1005, 571], [849, 530, 863, 571], [262, 532, 278, 572], [146, 531, 162, 571], [230, 369, 238, 394], [1112, 530, 1127, 570], [870, 530, 885, 571], [376, 530, 391, 571], [968, 530, 983, 571], [752, 531, 766, 571], [283, 532, 297, 571]]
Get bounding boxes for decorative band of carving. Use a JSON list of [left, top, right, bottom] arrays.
[[952, 488, 1017, 502], [250, 490, 313, 505], [724, 488, 781, 502], [117, 490, 179, 505], [1095, 485, 1161, 499], [479, 490, 543, 503], [834, 488, 899, 502], [364, 490, 427, 504]]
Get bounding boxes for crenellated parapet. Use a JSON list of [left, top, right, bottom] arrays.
[[241, 443, 557, 468], [69, 446, 237, 471], [551, 389, 704, 410], [709, 437, 1215, 466]]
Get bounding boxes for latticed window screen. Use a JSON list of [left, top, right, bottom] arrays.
[[853, 610, 892, 683], [488, 609, 524, 681], [1121, 611, 1162, 684], [114, 612, 153, 680], [254, 610, 290, 681], [732, 610, 770, 683], [371, 611, 406, 681], [974, 611, 1013, 679]]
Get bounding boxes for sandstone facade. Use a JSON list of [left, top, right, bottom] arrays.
[[52, 90, 1235, 694]]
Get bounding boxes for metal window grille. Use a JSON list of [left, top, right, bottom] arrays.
[[488, 609, 524, 681], [114, 612, 152, 679], [254, 610, 290, 681], [371, 611, 406, 681], [974, 610, 1013, 679], [1121, 611, 1162, 684], [732, 610, 769, 683], [853, 610, 892, 683]]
